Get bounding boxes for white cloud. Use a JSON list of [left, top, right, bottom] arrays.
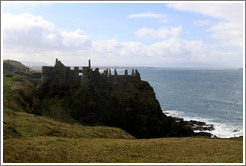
[[166, 3, 243, 22], [136, 26, 182, 39], [3, 13, 59, 48], [206, 21, 243, 48], [3, 13, 54, 30], [167, 3, 244, 49], [92, 39, 146, 59], [194, 19, 214, 26], [2, 2, 51, 9], [147, 38, 202, 59], [90, 36, 221, 67], [129, 12, 164, 18], [128, 12, 168, 23], [61, 29, 91, 50], [2, 13, 92, 60], [2, 12, 243, 67]]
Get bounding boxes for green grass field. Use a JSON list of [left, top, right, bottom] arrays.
[[3, 75, 244, 163]]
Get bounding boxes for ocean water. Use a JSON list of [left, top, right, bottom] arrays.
[[135, 68, 244, 138]]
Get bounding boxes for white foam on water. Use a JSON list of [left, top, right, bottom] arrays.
[[163, 109, 243, 138], [209, 122, 243, 138]]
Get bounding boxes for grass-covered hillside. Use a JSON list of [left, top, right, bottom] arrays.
[[3, 59, 30, 75], [3, 75, 134, 139], [2, 62, 243, 163]]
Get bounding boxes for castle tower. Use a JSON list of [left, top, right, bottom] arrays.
[[131, 69, 135, 76], [104, 69, 108, 76], [109, 69, 111, 76], [89, 60, 91, 69], [125, 69, 128, 75], [114, 69, 117, 75]]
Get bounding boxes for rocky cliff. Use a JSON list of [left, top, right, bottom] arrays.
[[37, 77, 194, 138], [3, 59, 195, 138]]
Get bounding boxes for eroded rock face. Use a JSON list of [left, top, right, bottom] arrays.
[[38, 78, 194, 138]]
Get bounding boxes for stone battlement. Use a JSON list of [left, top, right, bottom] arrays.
[[42, 59, 141, 85]]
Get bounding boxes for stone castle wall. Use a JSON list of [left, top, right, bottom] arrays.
[[42, 59, 141, 85]]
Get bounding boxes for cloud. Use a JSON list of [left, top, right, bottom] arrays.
[[136, 26, 182, 39], [61, 29, 91, 50], [2, 12, 243, 67], [128, 12, 168, 23], [2, 12, 147, 66], [166, 3, 244, 49], [166, 3, 243, 22], [90, 36, 222, 67], [194, 19, 214, 26], [92, 39, 146, 59], [2, 1, 51, 9], [3, 13, 58, 48], [206, 21, 243, 48], [129, 12, 164, 18], [3, 13, 91, 51]]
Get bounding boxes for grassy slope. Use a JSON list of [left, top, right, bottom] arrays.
[[3, 76, 133, 140], [3, 59, 29, 72], [4, 137, 243, 163], [3, 76, 243, 163]]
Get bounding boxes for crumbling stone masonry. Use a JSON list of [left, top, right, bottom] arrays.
[[42, 59, 141, 85]]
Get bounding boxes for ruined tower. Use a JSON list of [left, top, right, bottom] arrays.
[[42, 58, 141, 84]]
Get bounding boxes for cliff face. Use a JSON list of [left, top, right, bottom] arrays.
[[38, 78, 194, 138], [4, 60, 194, 138]]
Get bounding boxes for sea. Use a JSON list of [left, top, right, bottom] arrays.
[[119, 67, 244, 138]]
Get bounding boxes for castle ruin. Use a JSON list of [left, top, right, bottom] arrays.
[[42, 59, 141, 85]]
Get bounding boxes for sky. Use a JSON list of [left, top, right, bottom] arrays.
[[1, 1, 245, 67]]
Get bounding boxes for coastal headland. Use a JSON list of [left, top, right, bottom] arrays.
[[2, 59, 243, 163]]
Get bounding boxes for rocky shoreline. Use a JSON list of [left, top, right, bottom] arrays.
[[163, 112, 215, 137], [164, 111, 243, 139], [177, 117, 215, 137]]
